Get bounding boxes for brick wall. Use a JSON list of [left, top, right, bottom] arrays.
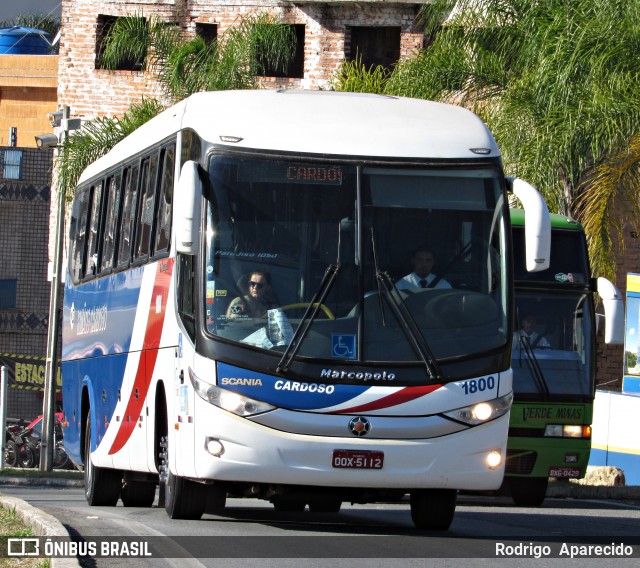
[[58, 0, 424, 118]]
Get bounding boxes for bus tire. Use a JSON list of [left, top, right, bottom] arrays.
[[509, 477, 548, 507], [121, 480, 157, 507], [165, 471, 206, 520], [84, 420, 122, 506], [410, 489, 457, 530]]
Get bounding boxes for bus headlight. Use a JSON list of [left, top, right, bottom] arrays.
[[443, 393, 512, 426], [544, 424, 591, 438], [189, 368, 276, 417]]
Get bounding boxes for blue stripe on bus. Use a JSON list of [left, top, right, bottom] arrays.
[[217, 362, 371, 410]]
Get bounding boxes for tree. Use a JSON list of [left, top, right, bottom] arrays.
[[99, 12, 296, 102], [57, 98, 164, 201], [333, 0, 640, 282]]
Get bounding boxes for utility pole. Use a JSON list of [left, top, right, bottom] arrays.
[[39, 106, 80, 471]]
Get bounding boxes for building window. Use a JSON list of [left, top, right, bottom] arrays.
[[349, 27, 401, 71], [196, 23, 217, 45], [257, 24, 304, 79], [96, 15, 145, 71], [0, 279, 17, 309], [1, 149, 23, 180]]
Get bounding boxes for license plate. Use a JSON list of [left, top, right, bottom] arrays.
[[332, 450, 384, 470], [549, 466, 581, 478]]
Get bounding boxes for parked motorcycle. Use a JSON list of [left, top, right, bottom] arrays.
[[3, 414, 70, 469], [16, 421, 70, 470], [3, 419, 28, 468]]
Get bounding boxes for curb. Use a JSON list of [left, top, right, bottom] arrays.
[[548, 483, 640, 500], [0, 493, 81, 568]]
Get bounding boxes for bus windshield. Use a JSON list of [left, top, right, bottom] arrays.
[[204, 155, 508, 366], [512, 291, 594, 400]]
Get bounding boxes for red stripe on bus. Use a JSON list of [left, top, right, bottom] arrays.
[[108, 259, 174, 455], [335, 384, 443, 414]]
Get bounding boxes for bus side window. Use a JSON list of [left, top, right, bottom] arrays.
[[84, 181, 104, 278], [134, 153, 159, 261], [153, 144, 174, 256], [101, 174, 122, 272], [177, 253, 196, 340], [69, 187, 90, 283], [117, 164, 139, 268]]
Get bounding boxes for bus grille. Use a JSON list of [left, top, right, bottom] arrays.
[[505, 449, 537, 474]]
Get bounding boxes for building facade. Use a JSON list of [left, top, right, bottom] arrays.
[[0, 50, 58, 420]]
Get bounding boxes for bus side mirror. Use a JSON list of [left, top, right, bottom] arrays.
[[508, 177, 550, 272], [175, 160, 202, 255], [597, 277, 624, 344]]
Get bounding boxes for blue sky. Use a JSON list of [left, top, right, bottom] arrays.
[[0, 1, 61, 22]]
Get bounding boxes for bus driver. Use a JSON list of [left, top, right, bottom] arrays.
[[227, 269, 279, 318]]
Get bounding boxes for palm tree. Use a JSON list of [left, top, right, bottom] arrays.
[[57, 98, 164, 201], [333, 0, 640, 281], [99, 12, 296, 102]]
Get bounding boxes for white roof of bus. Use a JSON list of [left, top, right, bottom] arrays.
[[78, 89, 500, 184]]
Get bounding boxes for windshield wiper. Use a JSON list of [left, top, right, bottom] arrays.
[[276, 263, 340, 374], [516, 338, 550, 398], [376, 272, 442, 381], [371, 229, 441, 381]]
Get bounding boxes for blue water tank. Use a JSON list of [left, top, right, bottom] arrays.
[[0, 27, 51, 55]]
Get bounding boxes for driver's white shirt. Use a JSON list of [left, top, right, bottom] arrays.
[[395, 272, 452, 290]]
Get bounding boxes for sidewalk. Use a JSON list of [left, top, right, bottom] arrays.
[[0, 469, 82, 568]]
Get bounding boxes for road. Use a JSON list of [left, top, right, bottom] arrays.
[[1, 485, 640, 567]]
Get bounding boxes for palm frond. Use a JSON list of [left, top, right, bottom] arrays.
[[56, 99, 164, 201], [574, 134, 640, 282]]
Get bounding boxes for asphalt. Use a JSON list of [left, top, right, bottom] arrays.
[[0, 472, 639, 567]]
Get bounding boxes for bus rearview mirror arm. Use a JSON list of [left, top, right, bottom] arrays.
[[596, 277, 624, 345], [508, 177, 551, 272], [175, 160, 202, 255]]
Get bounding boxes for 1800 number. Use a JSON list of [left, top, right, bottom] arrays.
[[461, 376, 495, 395]]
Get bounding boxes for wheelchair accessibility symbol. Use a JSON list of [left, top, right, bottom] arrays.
[[331, 334, 356, 359]]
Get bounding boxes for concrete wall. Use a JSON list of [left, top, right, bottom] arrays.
[[0, 55, 58, 148]]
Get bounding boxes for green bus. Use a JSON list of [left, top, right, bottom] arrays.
[[506, 209, 624, 506]]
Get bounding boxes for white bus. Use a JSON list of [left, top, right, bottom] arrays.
[[61, 89, 550, 530]]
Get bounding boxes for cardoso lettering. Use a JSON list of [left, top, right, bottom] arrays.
[[220, 378, 263, 386], [320, 369, 396, 381], [275, 380, 334, 394]]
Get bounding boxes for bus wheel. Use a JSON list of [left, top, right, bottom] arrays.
[[308, 498, 342, 513], [410, 489, 457, 530], [165, 471, 206, 519], [121, 480, 157, 507], [509, 477, 548, 507], [84, 420, 121, 506]]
